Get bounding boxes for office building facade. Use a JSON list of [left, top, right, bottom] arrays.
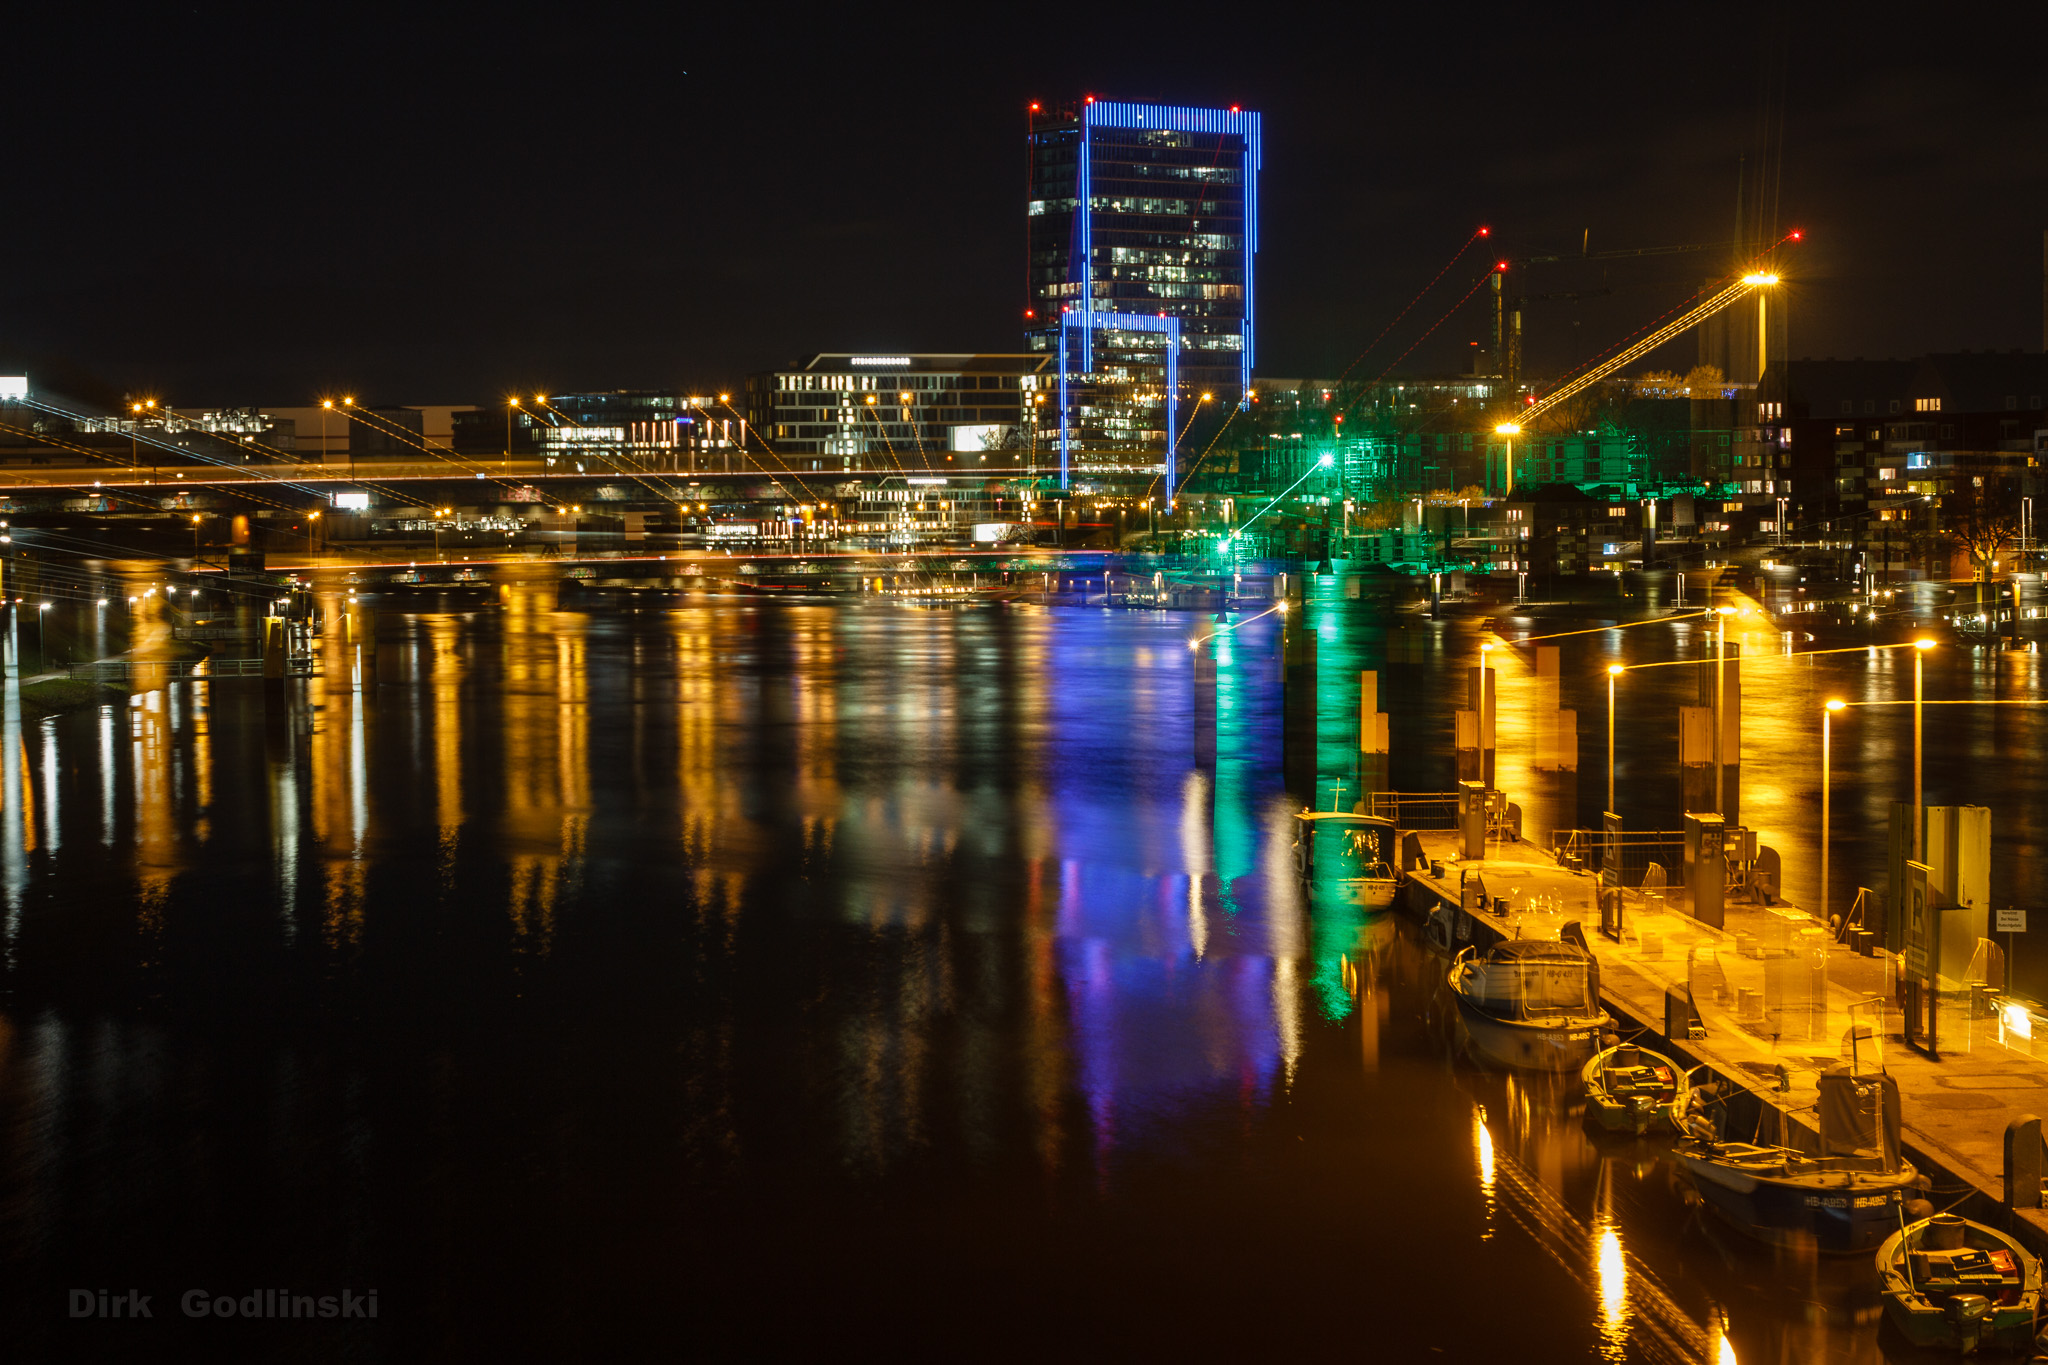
[[1025, 99, 1259, 490], [1026, 99, 1260, 405], [746, 354, 1054, 475]]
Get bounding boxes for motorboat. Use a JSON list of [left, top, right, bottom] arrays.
[[1448, 938, 1610, 1072], [1582, 1042, 1691, 1136], [1877, 1212, 2041, 1354], [1675, 1066, 1920, 1253], [1293, 808, 1399, 910]]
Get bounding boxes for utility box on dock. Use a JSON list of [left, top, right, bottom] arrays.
[[1459, 780, 1487, 861], [1684, 813, 1726, 929]]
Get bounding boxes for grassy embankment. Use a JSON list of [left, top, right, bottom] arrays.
[[17, 678, 129, 722]]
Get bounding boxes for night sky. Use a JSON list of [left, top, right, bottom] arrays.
[[5, 5, 2043, 407]]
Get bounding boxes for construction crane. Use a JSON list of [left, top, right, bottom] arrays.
[[1492, 239, 1732, 386], [1492, 259, 1790, 492]]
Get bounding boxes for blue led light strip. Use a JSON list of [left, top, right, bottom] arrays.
[[1078, 101, 1261, 409], [1056, 311, 1181, 494]]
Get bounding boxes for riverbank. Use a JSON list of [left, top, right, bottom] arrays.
[[16, 677, 129, 722]]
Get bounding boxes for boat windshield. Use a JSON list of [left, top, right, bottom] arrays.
[[1464, 944, 1597, 1019]]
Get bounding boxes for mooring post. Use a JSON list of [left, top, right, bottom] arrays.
[[1358, 669, 1388, 808], [2006, 1114, 2043, 1210]]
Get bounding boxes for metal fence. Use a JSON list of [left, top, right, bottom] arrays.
[[1369, 792, 1462, 830], [1552, 828, 1687, 889], [67, 657, 288, 682]]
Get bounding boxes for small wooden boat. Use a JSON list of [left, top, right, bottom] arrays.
[[1676, 1067, 1919, 1253], [1877, 1213, 2042, 1354], [1448, 938, 1611, 1072], [1293, 809, 1399, 910], [1582, 1042, 1690, 1135]]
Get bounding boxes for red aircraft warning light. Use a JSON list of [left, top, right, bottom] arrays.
[[1479, 226, 1490, 236]]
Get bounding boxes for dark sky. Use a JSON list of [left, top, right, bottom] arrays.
[[5, 4, 2043, 407]]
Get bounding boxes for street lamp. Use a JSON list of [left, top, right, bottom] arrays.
[[1606, 664, 1623, 814], [36, 601, 49, 669], [1479, 642, 1492, 791], [1713, 605, 1735, 813], [1494, 422, 1521, 496], [1823, 698, 1846, 932], [1913, 637, 1935, 857]]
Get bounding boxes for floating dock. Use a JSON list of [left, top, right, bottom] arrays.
[[1402, 830, 2048, 1250]]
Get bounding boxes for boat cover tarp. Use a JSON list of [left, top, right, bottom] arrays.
[[1818, 1067, 1903, 1171]]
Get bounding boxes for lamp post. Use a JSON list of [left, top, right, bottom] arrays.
[[36, 601, 49, 670], [1494, 422, 1519, 497], [1913, 637, 1935, 858], [1606, 664, 1622, 814], [1713, 605, 1734, 813], [1823, 698, 1845, 930], [1479, 641, 1492, 792], [192, 514, 202, 559]]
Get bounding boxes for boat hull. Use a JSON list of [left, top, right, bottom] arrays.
[[1581, 1045, 1687, 1136], [1585, 1094, 1682, 1136], [1678, 1151, 1915, 1253], [1452, 994, 1604, 1073], [1309, 878, 1400, 911]]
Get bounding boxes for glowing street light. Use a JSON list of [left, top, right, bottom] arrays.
[[1913, 637, 1935, 856], [1606, 664, 1623, 814], [1823, 699, 1846, 931]]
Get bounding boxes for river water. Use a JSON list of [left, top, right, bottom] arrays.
[[1, 568, 2036, 1359]]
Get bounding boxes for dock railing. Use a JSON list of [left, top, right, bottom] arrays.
[[1552, 828, 1687, 891], [66, 657, 289, 682], [1369, 792, 1462, 830]]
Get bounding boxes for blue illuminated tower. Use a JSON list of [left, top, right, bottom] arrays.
[[1026, 99, 1260, 405], [1026, 98, 1260, 491]]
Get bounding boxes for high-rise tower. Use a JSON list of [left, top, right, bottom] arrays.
[[1025, 99, 1259, 489], [1026, 99, 1260, 405]]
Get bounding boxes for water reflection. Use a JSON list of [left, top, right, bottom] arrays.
[[0, 581, 1924, 1355]]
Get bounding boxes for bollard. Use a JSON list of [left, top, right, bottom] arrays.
[[2006, 1114, 2043, 1210]]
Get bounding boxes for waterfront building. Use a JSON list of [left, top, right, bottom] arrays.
[[1026, 99, 1260, 405], [449, 392, 740, 470], [1761, 352, 2048, 580], [1025, 99, 1260, 488], [745, 354, 1053, 476]]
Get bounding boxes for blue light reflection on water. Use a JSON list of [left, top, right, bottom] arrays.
[[0, 586, 1895, 1358]]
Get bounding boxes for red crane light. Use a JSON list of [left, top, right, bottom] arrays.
[[1029, 102, 1041, 112], [1789, 230, 1803, 240], [1496, 262, 1509, 272], [1024, 309, 1035, 318], [1479, 226, 1490, 236]]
